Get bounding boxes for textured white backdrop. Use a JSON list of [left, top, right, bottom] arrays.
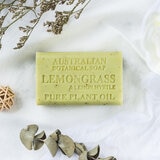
[[0, 0, 160, 160]]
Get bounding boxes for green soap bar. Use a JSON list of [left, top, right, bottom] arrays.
[[36, 52, 123, 105]]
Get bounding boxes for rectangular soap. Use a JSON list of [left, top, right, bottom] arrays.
[[36, 52, 123, 105]]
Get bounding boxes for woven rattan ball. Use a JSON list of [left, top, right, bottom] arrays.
[[0, 86, 15, 111]]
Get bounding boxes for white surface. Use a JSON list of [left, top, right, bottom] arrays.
[[0, 0, 160, 159]]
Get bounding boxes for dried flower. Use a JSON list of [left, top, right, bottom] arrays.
[[0, 0, 91, 50], [20, 124, 117, 160]]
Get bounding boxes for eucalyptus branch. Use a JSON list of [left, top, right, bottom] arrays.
[[0, 0, 91, 50], [20, 124, 117, 160]]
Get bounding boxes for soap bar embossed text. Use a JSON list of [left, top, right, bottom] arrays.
[[36, 52, 123, 105]]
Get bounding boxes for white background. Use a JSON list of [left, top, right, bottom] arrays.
[[0, 0, 160, 159]]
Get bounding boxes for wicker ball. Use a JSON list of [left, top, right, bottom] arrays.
[[0, 86, 15, 111]]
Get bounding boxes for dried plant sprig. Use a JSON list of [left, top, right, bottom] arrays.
[[20, 124, 117, 160], [0, 0, 91, 50]]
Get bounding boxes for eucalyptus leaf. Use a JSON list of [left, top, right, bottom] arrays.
[[20, 129, 33, 150], [45, 136, 58, 157], [88, 145, 100, 159], [34, 131, 46, 140], [33, 131, 46, 150], [58, 135, 75, 157], [79, 151, 88, 160], [75, 143, 87, 155], [50, 132, 58, 142], [98, 157, 117, 160], [33, 139, 44, 150], [27, 124, 39, 135], [20, 124, 39, 150], [55, 129, 61, 136]]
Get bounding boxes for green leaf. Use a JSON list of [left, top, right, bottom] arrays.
[[58, 135, 75, 157], [79, 151, 88, 160], [33, 131, 46, 150], [88, 145, 100, 159], [20, 124, 38, 150], [27, 124, 39, 135], [98, 156, 117, 160], [33, 139, 44, 150], [75, 143, 87, 155], [49, 129, 60, 142], [45, 136, 58, 157]]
